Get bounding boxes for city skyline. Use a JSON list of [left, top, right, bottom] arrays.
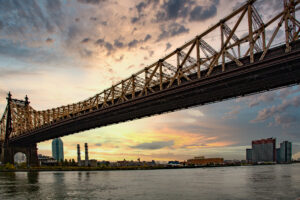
[[1, 0, 300, 162]]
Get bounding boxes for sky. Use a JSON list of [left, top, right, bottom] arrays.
[[0, 0, 300, 162]]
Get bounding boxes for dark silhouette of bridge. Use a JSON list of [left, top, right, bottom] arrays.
[[1, 0, 300, 165]]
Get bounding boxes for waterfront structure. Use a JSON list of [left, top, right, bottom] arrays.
[[52, 138, 64, 162], [246, 149, 252, 163], [279, 141, 292, 163], [77, 144, 81, 166], [251, 138, 276, 163], [224, 160, 242, 165], [113, 159, 156, 167], [38, 154, 57, 166], [85, 143, 89, 167], [89, 159, 97, 167], [168, 161, 181, 166], [187, 156, 224, 166]]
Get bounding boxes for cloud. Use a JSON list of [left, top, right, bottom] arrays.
[[114, 39, 124, 48], [46, 38, 54, 44], [156, 0, 189, 21], [95, 38, 114, 54], [252, 96, 300, 122], [90, 17, 97, 21], [186, 109, 204, 117], [131, 140, 174, 150], [45, 0, 64, 31], [95, 38, 104, 45], [128, 39, 139, 48], [81, 38, 91, 43], [278, 86, 300, 99], [0, 39, 35, 59], [165, 42, 172, 51], [131, 0, 159, 24], [116, 55, 124, 62], [155, 0, 219, 22], [100, 21, 108, 26], [144, 34, 152, 42], [248, 92, 277, 107], [0, 0, 64, 37], [66, 25, 81, 45], [46, 0, 62, 11], [131, 17, 139, 24], [0, 89, 7, 100], [127, 64, 135, 69], [189, 3, 219, 21], [0, 68, 40, 78], [223, 106, 241, 120], [157, 22, 189, 41], [240, 87, 300, 107], [0, 39, 68, 67], [104, 42, 113, 51], [136, 0, 159, 14], [253, 0, 283, 16], [149, 50, 154, 57], [274, 114, 297, 128], [77, 0, 106, 5], [79, 49, 93, 58]]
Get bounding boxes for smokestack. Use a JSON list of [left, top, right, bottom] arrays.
[[77, 144, 81, 166], [85, 143, 89, 167]]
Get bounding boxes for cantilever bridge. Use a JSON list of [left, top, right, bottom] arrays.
[[1, 0, 300, 165]]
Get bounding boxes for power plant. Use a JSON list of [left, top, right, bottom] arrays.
[[76, 143, 90, 167]]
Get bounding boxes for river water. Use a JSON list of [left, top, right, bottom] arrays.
[[0, 164, 299, 200]]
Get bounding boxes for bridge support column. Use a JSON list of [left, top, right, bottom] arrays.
[[0, 143, 39, 166]]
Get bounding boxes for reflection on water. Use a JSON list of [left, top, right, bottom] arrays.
[[0, 172, 39, 198], [27, 172, 39, 193], [0, 164, 299, 200]]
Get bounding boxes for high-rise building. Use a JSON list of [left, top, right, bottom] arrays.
[[77, 144, 81, 166], [279, 141, 292, 163], [85, 143, 89, 167], [276, 148, 281, 163], [251, 138, 276, 163], [52, 138, 64, 162], [246, 149, 252, 162]]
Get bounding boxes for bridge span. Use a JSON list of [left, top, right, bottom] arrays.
[[1, 0, 300, 165]]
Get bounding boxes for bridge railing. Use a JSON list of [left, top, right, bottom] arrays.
[[1, 0, 299, 140]]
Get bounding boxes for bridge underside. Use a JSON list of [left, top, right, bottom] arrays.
[[9, 41, 300, 145], [0, 143, 38, 166]]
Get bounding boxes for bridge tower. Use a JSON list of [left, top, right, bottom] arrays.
[[0, 93, 39, 166]]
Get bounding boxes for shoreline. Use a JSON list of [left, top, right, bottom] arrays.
[[0, 162, 297, 172]]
